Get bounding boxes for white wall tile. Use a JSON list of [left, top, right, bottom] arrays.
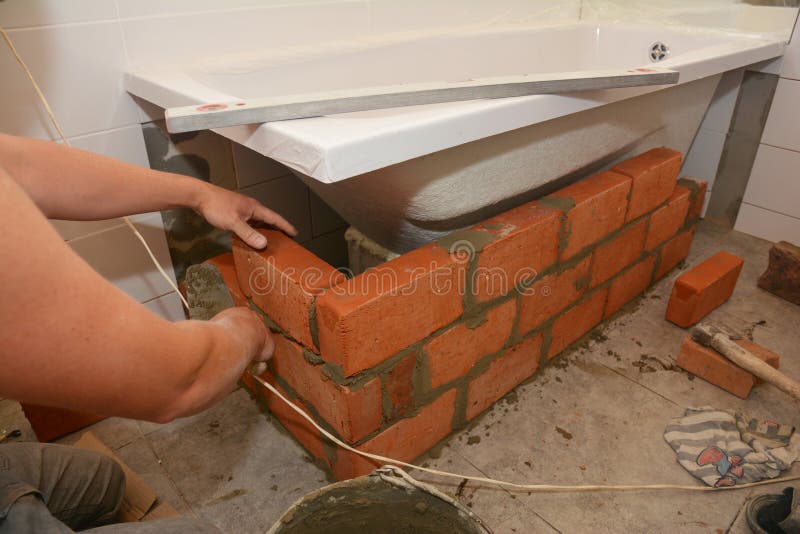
[[743, 144, 800, 219], [68, 125, 150, 167], [735, 202, 800, 243], [761, 78, 800, 152], [681, 128, 726, 189], [0, 23, 140, 139], [48, 126, 151, 241], [69, 213, 177, 302], [700, 69, 743, 134], [780, 12, 800, 80], [239, 175, 312, 243], [232, 143, 290, 189], [0, 0, 117, 29], [115, 0, 307, 19], [121, 3, 371, 69], [143, 292, 187, 322]]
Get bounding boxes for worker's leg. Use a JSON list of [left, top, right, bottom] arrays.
[[0, 442, 125, 532], [86, 517, 223, 533]]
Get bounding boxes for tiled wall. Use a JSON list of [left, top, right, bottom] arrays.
[[0, 0, 580, 322], [735, 15, 800, 242]]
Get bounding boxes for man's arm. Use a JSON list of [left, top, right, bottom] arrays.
[[0, 132, 296, 249], [0, 169, 271, 423]]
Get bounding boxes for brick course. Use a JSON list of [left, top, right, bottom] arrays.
[[233, 147, 701, 481], [232, 229, 345, 349], [426, 299, 516, 388]]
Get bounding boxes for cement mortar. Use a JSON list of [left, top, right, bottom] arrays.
[[269, 472, 489, 534]]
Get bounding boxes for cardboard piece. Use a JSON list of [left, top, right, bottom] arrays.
[[74, 432, 179, 522]]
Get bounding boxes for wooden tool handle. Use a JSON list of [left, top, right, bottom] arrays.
[[693, 324, 800, 401]]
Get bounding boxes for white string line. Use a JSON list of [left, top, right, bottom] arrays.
[[7, 21, 799, 495], [250, 372, 800, 493], [0, 24, 190, 311]]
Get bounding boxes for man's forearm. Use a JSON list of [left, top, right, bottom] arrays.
[[0, 132, 210, 220]]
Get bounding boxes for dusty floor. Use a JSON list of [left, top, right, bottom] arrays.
[[1, 220, 798, 533]]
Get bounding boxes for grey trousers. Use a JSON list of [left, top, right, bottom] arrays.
[[0, 443, 221, 533]]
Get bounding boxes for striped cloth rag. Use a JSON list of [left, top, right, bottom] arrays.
[[664, 407, 799, 487]]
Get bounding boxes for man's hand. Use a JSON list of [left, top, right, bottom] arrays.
[[195, 182, 297, 249], [210, 307, 275, 364]]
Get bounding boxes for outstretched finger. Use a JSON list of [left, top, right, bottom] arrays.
[[252, 204, 297, 237], [231, 220, 268, 249]]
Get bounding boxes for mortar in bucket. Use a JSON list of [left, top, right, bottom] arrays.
[[268, 466, 493, 533]]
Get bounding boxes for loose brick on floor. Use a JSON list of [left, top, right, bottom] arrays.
[[204, 253, 247, 307], [604, 256, 657, 318], [676, 336, 781, 399], [270, 336, 383, 444], [645, 185, 690, 251], [613, 147, 682, 222], [232, 230, 345, 350], [757, 241, 800, 306], [471, 202, 561, 301], [666, 251, 744, 327], [655, 227, 695, 280], [518, 255, 591, 335], [541, 171, 631, 261], [332, 389, 458, 479], [466, 333, 543, 420], [590, 219, 647, 288], [316, 243, 464, 376], [548, 289, 608, 358], [426, 299, 516, 388]]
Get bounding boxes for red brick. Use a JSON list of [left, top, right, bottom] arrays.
[[645, 186, 691, 251], [655, 227, 696, 280], [426, 300, 516, 388], [332, 389, 457, 479], [472, 202, 561, 301], [232, 230, 345, 350], [316, 243, 464, 377], [466, 334, 543, 420], [613, 148, 682, 222], [384, 351, 417, 420], [548, 289, 608, 358], [542, 171, 631, 260], [518, 255, 591, 334], [271, 336, 383, 443], [676, 336, 780, 399], [590, 219, 647, 288], [679, 177, 709, 219], [204, 253, 247, 306], [243, 370, 327, 461], [666, 251, 744, 327], [604, 256, 657, 318]]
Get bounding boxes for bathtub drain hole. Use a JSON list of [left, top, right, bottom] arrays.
[[649, 41, 670, 62]]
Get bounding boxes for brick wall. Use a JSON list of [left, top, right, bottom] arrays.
[[226, 147, 706, 480]]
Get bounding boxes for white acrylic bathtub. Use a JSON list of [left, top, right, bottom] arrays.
[[126, 21, 786, 252]]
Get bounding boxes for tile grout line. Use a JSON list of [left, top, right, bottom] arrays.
[[598, 361, 682, 408], [457, 451, 564, 534], [724, 489, 753, 533], [139, 433, 199, 518]]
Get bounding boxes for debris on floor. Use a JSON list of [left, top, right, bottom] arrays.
[[664, 407, 799, 487], [758, 241, 800, 306], [666, 251, 744, 327]]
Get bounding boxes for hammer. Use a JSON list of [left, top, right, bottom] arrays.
[[691, 323, 800, 401]]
